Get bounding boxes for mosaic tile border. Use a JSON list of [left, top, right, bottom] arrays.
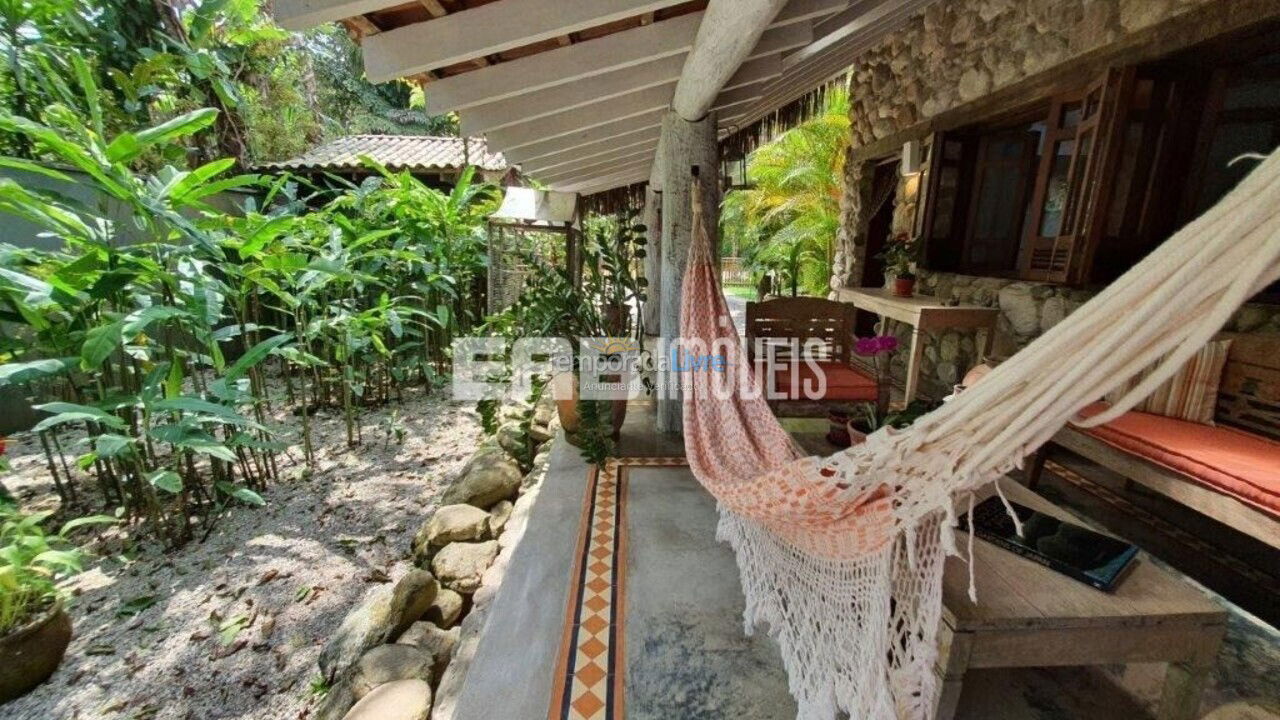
[[548, 457, 688, 720]]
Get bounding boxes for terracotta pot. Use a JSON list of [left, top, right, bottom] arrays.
[[0, 600, 72, 702], [549, 372, 580, 433], [846, 420, 871, 446], [610, 398, 628, 439], [892, 276, 916, 298]]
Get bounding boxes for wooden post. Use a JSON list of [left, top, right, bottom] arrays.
[[657, 110, 719, 433], [641, 186, 662, 335]]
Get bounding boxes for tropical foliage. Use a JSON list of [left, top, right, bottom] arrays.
[[0, 63, 496, 546], [722, 85, 851, 296], [0, 506, 114, 634], [0, 0, 451, 165]]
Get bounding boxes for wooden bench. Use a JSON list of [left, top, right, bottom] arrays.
[[1027, 332, 1280, 548], [745, 297, 879, 416]]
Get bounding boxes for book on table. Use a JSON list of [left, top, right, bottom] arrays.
[[959, 496, 1140, 592]]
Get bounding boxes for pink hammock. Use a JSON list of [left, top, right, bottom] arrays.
[[677, 149, 1280, 720]]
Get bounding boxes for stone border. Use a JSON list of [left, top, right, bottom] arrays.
[[312, 391, 561, 720]]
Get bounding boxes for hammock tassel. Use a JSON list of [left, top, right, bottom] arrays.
[[966, 492, 977, 603], [993, 478, 1025, 538]]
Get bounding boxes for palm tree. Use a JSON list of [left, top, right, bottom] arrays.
[[725, 84, 851, 296]]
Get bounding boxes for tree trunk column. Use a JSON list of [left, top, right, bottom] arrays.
[[641, 186, 662, 335], [657, 109, 720, 434]]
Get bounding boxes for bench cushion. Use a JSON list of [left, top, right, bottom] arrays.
[[771, 362, 878, 402], [1076, 403, 1280, 518]]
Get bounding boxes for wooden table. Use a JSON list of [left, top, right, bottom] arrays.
[[935, 481, 1227, 720], [836, 287, 999, 402]]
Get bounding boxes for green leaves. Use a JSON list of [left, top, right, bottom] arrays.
[[32, 402, 126, 432], [0, 358, 76, 387], [81, 321, 124, 370], [226, 334, 291, 381], [147, 471, 183, 494], [216, 482, 264, 507], [135, 108, 220, 149]]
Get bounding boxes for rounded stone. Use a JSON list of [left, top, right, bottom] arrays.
[[425, 587, 464, 629], [421, 505, 491, 549], [351, 645, 434, 699], [341, 679, 432, 720], [441, 445, 522, 508], [431, 541, 500, 594]]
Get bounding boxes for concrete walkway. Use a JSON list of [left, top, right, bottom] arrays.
[[445, 406, 794, 720]]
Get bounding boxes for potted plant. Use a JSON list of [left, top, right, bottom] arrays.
[[879, 232, 919, 297], [0, 506, 114, 701], [825, 333, 936, 446]]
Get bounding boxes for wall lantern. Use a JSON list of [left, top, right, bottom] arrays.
[[901, 139, 923, 176]]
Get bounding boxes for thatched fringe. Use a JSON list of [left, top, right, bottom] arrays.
[[720, 73, 850, 159], [580, 181, 648, 216]]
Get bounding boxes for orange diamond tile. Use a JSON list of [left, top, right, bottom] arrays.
[[584, 594, 608, 612], [590, 546, 611, 559], [581, 614, 608, 635], [586, 577, 609, 594], [575, 660, 607, 688], [596, 520, 613, 531], [579, 636, 607, 659], [571, 689, 605, 718], [593, 532, 612, 544], [589, 560, 610, 575]]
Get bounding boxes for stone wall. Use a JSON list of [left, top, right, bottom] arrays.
[[886, 271, 1280, 399], [829, 0, 1280, 398]]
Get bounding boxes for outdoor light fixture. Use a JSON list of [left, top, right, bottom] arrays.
[[901, 139, 923, 176]]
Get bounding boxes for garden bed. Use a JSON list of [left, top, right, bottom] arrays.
[[2, 386, 480, 720]]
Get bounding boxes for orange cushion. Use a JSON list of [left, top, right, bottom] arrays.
[[1075, 403, 1280, 518], [771, 362, 878, 402]]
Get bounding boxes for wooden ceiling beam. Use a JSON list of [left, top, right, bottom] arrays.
[[486, 84, 677, 151], [462, 52, 780, 136], [362, 0, 692, 82], [501, 113, 666, 164], [540, 156, 654, 186], [519, 129, 663, 171], [527, 141, 659, 177], [416, 12, 702, 113], [419, 0, 446, 17], [558, 166, 654, 193]]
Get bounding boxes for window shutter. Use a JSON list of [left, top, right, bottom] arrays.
[[1019, 68, 1128, 283]]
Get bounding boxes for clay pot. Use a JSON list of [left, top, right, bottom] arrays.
[[846, 420, 871, 446], [892, 276, 916, 298], [549, 372, 580, 433], [0, 601, 72, 702], [551, 373, 628, 441]]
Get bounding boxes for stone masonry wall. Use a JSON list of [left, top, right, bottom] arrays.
[[829, 0, 1280, 399]]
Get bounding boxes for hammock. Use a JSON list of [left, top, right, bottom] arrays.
[[679, 149, 1280, 720]]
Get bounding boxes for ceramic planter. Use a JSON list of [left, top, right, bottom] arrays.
[[0, 600, 72, 702], [892, 276, 916, 298]]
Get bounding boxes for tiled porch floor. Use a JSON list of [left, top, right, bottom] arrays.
[[446, 402, 1279, 720]]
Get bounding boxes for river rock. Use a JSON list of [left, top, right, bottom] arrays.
[[441, 445, 522, 508], [425, 587, 464, 629], [319, 570, 438, 680], [351, 645, 434, 699], [488, 500, 514, 535], [341, 679, 432, 720], [419, 505, 490, 549], [395, 621, 460, 683], [431, 541, 499, 594]]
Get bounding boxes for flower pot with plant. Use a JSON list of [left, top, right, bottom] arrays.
[[0, 507, 114, 701], [878, 232, 919, 297]]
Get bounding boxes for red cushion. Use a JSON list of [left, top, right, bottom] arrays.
[[771, 362, 878, 402], [1075, 403, 1280, 518]]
